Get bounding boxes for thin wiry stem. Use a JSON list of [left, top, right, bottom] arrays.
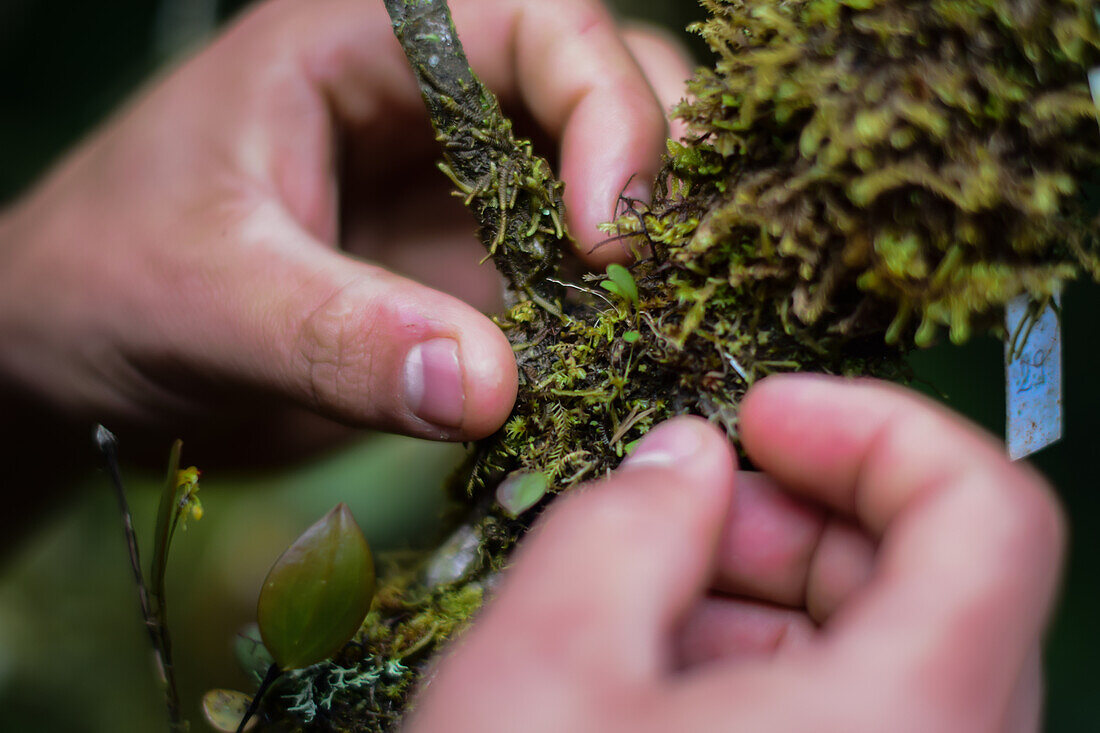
[[95, 425, 186, 732], [235, 663, 282, 733]]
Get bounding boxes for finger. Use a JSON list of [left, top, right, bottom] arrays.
[[495, 0, 669, 266], [739, 375, 1065, 726], [480, 417, 737, 680], [803, 517, 876, 623], [1003, 643, 1043, 733], [341, 171, 507, 313], [741, 375, 1052, 532], [622, 22, 695, 142], [248, 0, 669, 267], [166, 200, 516, 440], [676, 595, 816, 668], [712, 471, 826, 606], [461, 0, 670, 266], [712, 472, 875, 623]]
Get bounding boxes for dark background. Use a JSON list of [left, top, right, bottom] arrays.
[[0, 0, 1096, 730]]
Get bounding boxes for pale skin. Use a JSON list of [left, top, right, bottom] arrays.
[[0, 1, 1064, 730]]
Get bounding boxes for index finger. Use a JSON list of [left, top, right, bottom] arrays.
[[271, 0, 669, 266], [454, 0, 669, 266], [739, 375, 1064, 724]]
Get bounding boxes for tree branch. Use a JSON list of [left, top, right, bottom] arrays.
[[384, 0, 566, 306]]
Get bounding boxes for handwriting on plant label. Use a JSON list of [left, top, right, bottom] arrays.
[[1013, 345, 1051, 393], [1005, 295, 1062, 460]]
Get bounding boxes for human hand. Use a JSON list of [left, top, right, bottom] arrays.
[[410, 375, 1064, 733], [0, 0, 692, 455]]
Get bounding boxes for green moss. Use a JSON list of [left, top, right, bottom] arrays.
[[651, 0, 1100, 348]]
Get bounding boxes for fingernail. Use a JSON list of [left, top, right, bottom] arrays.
[[623, 419, 701, 469], [404, 338, 465, 428]]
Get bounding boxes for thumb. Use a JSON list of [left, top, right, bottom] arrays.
[[174, 201, 517, 440]]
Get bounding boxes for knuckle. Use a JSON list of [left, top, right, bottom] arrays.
[[293, 279, 376, 419]]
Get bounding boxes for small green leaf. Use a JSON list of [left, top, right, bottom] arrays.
[[600, 280, 624, 298], [234, 623, 275, 683], [622, 330, 641, 343], [202, 689, 255, 732], [258, 504, 375, 671], [150, 440, 183, 600], [605, 263, 639, 307], [495, 471, 549, 518]]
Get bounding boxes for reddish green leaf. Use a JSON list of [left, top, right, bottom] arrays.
[[257, 504, 375, 670]]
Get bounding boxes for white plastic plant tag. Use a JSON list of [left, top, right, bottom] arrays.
[[1004, 295, 1062, 460], [1004, 58, 1100, 460]]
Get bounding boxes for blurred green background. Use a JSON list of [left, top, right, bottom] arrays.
[[0, 0, 1096, 730]]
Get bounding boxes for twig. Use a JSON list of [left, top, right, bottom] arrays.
[[94, 425, 186, 732], [383, 0, 566, 305]]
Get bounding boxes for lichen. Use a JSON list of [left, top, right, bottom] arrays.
[[259, 1, 1100, 729]]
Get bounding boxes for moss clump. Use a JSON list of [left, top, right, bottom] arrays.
[[651, 0, 1100, 348], [261, 1, 1100, 730]]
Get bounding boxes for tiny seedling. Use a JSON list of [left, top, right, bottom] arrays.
[[599, 263, 640, 308]]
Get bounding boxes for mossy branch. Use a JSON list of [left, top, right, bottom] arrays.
[[258, 2, 1100, 729], [383, 0, 567, 308]]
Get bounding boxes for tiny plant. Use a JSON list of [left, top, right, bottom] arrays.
[[209, 504, 375, 733], [600, 263, 640, 309], [95, 426, 202, 732], [257, 503, 375, 671], [97, 426, 375, 733]]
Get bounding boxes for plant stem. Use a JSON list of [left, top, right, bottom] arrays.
[[94, 425, 186, 732], [149, 440, 186, 732], [236, 663, 282, 733]]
